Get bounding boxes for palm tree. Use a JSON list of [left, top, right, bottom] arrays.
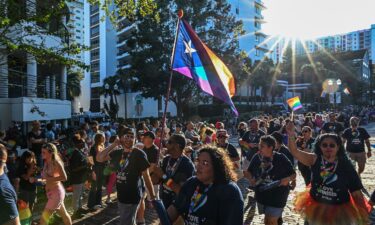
[[67, 71, 83, 100], [67, 71, 83, 113]]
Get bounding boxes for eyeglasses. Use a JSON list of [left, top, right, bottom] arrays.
[[321, 143, 337, 148]]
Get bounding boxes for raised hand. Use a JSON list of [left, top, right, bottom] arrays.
[[286, 121, 295, 137]]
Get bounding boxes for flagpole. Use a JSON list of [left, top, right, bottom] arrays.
[[158, 10, 183, 151]]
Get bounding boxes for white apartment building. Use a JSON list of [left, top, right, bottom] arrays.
[[66, 0, 91, 114], [66, 0, 85, 61], [83, 0, 176, 119], [228, 0, 269, 62], [0, 0, 72, 130], [270, 24, 375, 64]]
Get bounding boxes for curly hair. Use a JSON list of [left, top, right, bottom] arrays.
[[198, 145, 237, 184]]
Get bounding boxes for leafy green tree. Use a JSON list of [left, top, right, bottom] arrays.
[[0, 0, 87, 69], [125, 0, 246, 118], [250, 58, 276, 106], [88, 0, 158, 23]]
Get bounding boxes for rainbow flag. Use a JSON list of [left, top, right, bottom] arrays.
[[287, 96, 303, 111], [172, 20, 238, 116]]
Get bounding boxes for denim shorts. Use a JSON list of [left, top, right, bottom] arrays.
[[257, 202, 284, 218]]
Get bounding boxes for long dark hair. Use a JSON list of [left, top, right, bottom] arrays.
[[198, 146, 237, 184], [18, 150, 37, 176], [314, 133, 349, 163], [19, 150, 36, 167]]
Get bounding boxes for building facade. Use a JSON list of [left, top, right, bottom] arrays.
[[0, 0, 72, 130], [228, 0, 269, 62], [270, 24, 375, 63], [82, 0, 176, 119]]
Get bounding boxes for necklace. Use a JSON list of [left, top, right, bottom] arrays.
[[166, 156, 183, 177], [319, 157, 338, 186], [189, 183, 212, 214], [119, 150, 132, 173]]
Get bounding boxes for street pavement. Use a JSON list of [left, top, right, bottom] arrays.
[[67, 123, 375, 225]]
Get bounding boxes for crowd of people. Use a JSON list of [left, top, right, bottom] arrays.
[[0, 109, 375, 225]]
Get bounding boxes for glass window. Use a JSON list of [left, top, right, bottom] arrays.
[[90, 14, 99, 25], [90, 4, 99, 14], [91, 25, 99, 36]]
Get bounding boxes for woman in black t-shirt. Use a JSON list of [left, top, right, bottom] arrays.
[[167, 146, 244, 225], [247, 135, 296, 225], [286, 123, 370, 225], [87, 133, 106, 209], [17, 150, 38, 212]]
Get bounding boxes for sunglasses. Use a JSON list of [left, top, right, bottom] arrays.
[[302, 130, 310, 133], [321, 143, 337, 148], [217, 135, 227, 139]]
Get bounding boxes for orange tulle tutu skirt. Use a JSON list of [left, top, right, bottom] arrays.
[[294, 188, 370, 225]]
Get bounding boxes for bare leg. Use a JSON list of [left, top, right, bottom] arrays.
[[40, 209, 53, 225], [136, 198, 146, 223], [265, 216, 279, 225], [358, 162, 365, 175], [57, 203, 72, 225]]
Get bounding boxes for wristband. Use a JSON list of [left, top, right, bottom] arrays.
[[162, 174, 168, 183]]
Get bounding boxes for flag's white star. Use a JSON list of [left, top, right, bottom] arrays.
[[183, 40, 196, 57]]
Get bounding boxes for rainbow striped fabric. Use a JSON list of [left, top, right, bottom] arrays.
[[172, 20, 238, 116], [287, 96, 303, 111]]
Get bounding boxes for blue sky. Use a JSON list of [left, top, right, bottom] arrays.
[[262, 0, 375, 39]]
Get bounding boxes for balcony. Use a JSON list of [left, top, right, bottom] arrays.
[[255, 31, 268, 37], [255, 16, 266, 24], [117, 52, 131, 60], [117, 55, 132, 69], [117, 39, 128, 48], [255, 0, 266, 9], [117, 64, 131, 71], [255, 44, 269, 52], [117, 24, 135, 36]]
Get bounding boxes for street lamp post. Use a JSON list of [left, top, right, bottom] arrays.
[[327, 79, 341, 111]]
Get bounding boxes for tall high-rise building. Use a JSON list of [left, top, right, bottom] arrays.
[[66, 0, 85, 61], [86, 2, 117, 113], [66, 0, 90, 113], [228, 0, 269, 62], [82, 1, 176, 118], [270, 24, 375, 63]]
